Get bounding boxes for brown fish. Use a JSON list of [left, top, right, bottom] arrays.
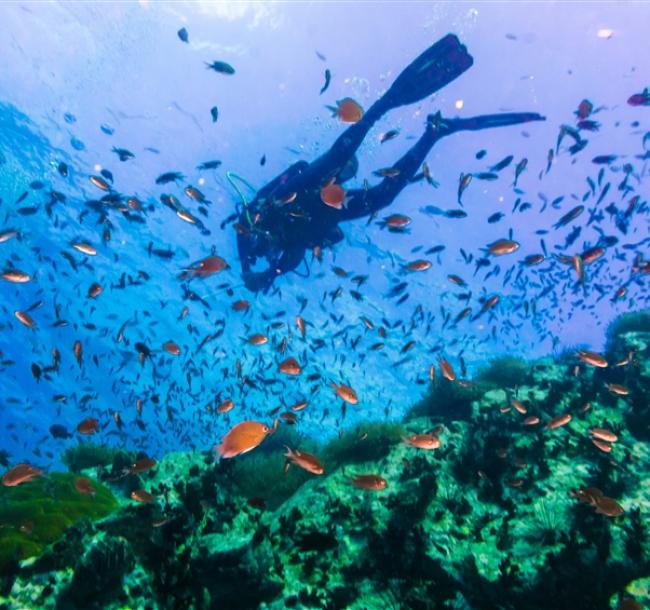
[[328, 97, 363, 123], [546, 413, 572, 430], [577, 350, 608, 368], [2, 270, 31, 283], [131, 489, 155, 504], [589, 427, 618, 443], [217, 398, 235, 414], [72, 242, 97, 256], [163, 341, 181, 356], [2, 464, 43, 487], [278, 357, 302, 376], [350, 474, 387, 490], [14, 310, 35, 329], [128, 457, 157, 474], [77, 417, 99, 435], [438, 357, 456, 382], [594, 496, 624, 517], [331, 382, 358, 404], [402, 433, 440, 450], [87, 283, 102, 298], [284, 447, 324, 475], [247, 334, 268, 346], [74, 477, 96, 495], [606, 383, 629, 396]]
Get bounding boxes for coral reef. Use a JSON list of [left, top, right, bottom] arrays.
[[0, 320, 648, 609]]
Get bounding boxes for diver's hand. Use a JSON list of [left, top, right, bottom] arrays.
[[242, 270, 274, 293]]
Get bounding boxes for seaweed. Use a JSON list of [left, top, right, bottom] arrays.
[[406, 379, 485, 421], [0, 472, 117, 571], [605, 310, 650, 355], [62, 442, 124, 472], [321, 421, 403, 466], [474, 355, 531, 388]]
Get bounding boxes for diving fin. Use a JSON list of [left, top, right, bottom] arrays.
[[377, 34, 473, 112]]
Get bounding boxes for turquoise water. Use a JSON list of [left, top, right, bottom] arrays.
[[0, 3, 648, 609]]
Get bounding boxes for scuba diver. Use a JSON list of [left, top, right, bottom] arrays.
[[236, 34, 545, 292]]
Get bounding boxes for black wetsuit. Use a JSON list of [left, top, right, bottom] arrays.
[[236, 34, 544, 292]]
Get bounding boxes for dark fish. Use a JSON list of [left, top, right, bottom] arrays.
[[112, 147, 134, 161], [210, 106, 219, 123], [177, 27, 189, 43], [57, 162, 69, 177], [49, 424, 72, 439], [627, 88, 649, 106], [457, 173, 472, 205], [206, 60, 235, 75], [513, 158, 528, 186], [156, 171, 184, 184], [488, 212, 505, 224], [197, 160, 221, 171], [320, 69, 331, 95], [260, 155, 266, 166], [100, 123, 114, 135], [553, 205, 584, 228], [380, 129, 400, 144], [490, 155, 514, 172], [592, 155, 618, 165], [475, 149, 487, 160], [475, 172, 498, 181]]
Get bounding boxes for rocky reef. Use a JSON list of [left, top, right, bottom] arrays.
[[0, 317, 648, 610]]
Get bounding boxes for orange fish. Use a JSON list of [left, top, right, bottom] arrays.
[[546, 413, 572, 430], [406, 259, 432, 272], [2, 464, 43, 487], [87, 283, 103, 298], [278, 357, 302, 376], [606, 383, 629, 396], [402, 433, 440, 450], [296, 315, 306, 338], [181, 255, 229, 280], [284, 447, 324, 474], [14, 310, 35, 329], [89, 175, 110, 191], [73, 340, 83, 367], [577, 350, 608, 368], [511, 399, 527, 415], [428, 365, 436, 383], [438, 357, 456, 382], [327, 97, 364, 123], [131, 489, 155, 504], [74, 477, 96, 496], [488, 239, 519, 256], [77, 417, 99, 435], [217, 398, 235, 414], [331, 382, 358, 404], [163, 341, 181, 355], [216, 420, 276, 458], [1, 270, 31, 283], [350, 474, 387, 490], [320, 179, 346, 209], [589, 427, 618, 443], [572, 254, 584, 283], [383, 214, 411, 228], [72, 242, 97, 256], [290, 400, 308, 412], [591, 438, 612, 453], [247, 334, 268, 346], [232, 299, 250, 312]]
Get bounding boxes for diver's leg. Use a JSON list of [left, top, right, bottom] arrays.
[[339, 116, 443, 221], [339, 111, 545, 221], [274, 35, 474, 200]]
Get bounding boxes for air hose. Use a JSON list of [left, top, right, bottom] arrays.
[[225, 171, 257, 227]]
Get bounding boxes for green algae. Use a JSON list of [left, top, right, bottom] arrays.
[[0, 473, 118, 570], [61, 442, 126, 472], [321, 421, 403, 465]]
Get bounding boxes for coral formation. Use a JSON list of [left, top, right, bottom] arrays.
[[0, 319, 648, 609]]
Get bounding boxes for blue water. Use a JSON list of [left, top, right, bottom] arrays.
[[0, 1, 648, 468]]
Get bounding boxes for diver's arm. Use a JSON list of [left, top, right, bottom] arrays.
[[242, 247, 305, 292]]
